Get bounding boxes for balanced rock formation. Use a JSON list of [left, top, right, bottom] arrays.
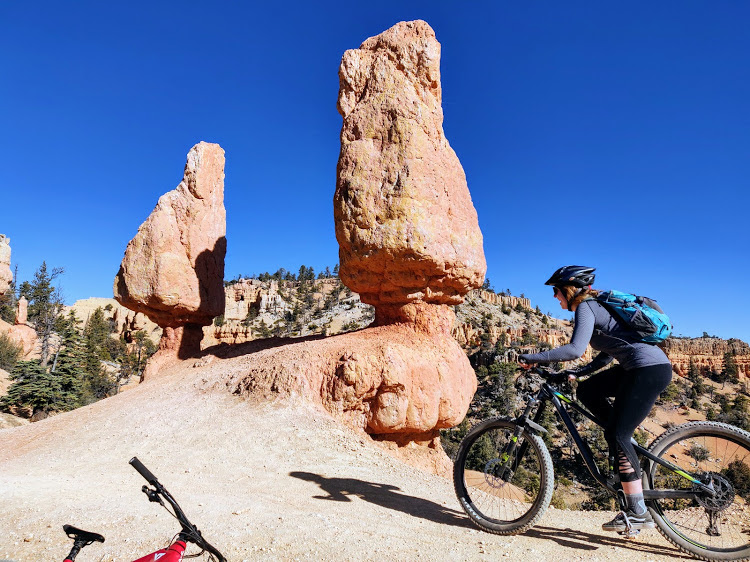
[[335, 20, 486, 313], [0, 234, 11, 296], [316, 20, 487, 459], [114, 142, 226, 376]]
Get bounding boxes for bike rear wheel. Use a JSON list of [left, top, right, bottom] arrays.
[[453, 417, 554, 534], [645, 421, 750, 561]]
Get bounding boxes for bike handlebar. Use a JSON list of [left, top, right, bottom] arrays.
[[128, 457, 227, 562], [129, 457, 158, 485]]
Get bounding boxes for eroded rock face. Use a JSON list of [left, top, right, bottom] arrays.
[[114, 142, 226, 371], [0, 235, 11, 296], [223, 304, 474, 475], [114, 142, 226, 328], [335, 20, 486, 308], [322, 21, 483, 455], [664, 337, 750, 379]]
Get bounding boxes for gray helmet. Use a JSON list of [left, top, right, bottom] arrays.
[[545, 265, 596, 288]]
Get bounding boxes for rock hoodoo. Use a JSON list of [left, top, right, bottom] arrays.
[[0, 235, 11, 296], [335, 20, 486, 313], [114, 142, 226, 376], [334, 21, 487, 440], [15, 296, 27, 325], [325, 20, 486, 457], [224, 21, 486, 474]]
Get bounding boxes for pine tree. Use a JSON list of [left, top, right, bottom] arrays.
[[24, 262, 65, 365], [722, 352, 740, 385], [1, 360, 80, 420]]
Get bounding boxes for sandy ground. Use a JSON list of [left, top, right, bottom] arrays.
[[0, 357, 691, 562]]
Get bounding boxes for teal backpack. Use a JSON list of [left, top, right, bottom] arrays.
[[595, 290, 672, 344]]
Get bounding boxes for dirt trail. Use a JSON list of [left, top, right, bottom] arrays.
[[0, 357, 689, 561]]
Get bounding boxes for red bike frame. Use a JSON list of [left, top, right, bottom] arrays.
[[62, 458, 225, 562], [131, 540, 187, 562]]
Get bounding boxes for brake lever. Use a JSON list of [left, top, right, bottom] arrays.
[[142, 485, 164, 506]]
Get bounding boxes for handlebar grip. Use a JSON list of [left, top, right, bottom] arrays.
[[129, 457, 159, 484]]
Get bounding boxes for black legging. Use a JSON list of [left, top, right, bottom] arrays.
[[576, 363, 673, 482]]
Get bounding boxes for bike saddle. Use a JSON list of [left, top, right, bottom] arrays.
[[63, 524, 105, 544]]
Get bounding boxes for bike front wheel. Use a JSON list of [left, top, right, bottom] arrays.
[[645, 421, 750, 561], [453, 417, 554, 535]]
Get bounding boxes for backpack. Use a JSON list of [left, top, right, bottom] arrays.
[[595, 290, 672, 344]]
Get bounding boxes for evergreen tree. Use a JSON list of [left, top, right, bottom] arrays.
[[84, 307, 112, 361], [1, 360, 80, 419], [722, 352, 740, 385], [50, 313, 87, 406], [25, 262, 65, 365], [117, 330, 157, 387], [687, 359, 705, 395], [0, 332, 22, 372]]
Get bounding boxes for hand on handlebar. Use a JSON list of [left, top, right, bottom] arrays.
[[549, 369, 577, 383]]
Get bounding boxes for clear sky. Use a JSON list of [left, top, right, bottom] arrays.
[[1, 2, 748, 342]]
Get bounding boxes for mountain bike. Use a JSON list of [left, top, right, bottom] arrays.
[[453, 366, 750, 561], [62, 457, 226, 561]]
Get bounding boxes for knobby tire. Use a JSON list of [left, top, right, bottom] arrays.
[[453, 417, 554, 535], [645, 421, 750, 561]]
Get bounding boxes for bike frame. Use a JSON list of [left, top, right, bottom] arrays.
[[62, 458, 226, 562], [65, 537, 188, 562], [131, 540, 187, 562], [509, 377, 715, 503]]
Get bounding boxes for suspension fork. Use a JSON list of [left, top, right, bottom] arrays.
[[493, 393, 548, 479]]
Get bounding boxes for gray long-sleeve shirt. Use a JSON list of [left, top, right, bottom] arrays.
[[521, 299, 670, 372]]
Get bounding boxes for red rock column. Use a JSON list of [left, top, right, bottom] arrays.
[[333, 20, 487, 443]]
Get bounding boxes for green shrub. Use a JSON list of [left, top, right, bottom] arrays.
[[0, 332, 22, 372]]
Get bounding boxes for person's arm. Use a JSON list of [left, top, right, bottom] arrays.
[[567, 352, 614, 377], [519, 301, 595, 364]]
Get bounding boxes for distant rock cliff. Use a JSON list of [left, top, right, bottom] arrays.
[[664, 337, 750, 379]]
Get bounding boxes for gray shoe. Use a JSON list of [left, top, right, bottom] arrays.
[[602, 510, 655, 533]]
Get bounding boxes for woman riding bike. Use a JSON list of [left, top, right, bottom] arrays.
[[518, 265, 673, 533]]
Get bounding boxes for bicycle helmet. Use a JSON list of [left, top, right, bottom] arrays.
[[545, 265, 596, 288]]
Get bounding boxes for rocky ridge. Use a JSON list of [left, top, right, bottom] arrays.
[[664, 336, 750, 379]]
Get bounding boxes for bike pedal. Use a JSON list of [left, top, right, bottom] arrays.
[[617, 529, 641, 539]]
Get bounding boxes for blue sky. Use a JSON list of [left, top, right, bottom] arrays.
[[1, 2, 748, 342]]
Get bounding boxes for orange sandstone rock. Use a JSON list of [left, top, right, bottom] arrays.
[[334, 20, 486, 307], [114, 142, 226, 371], [326, 21, 483, 450]]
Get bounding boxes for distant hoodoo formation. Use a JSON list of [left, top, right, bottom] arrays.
[[114, 142, 227, 373], [335, 20, 486, 313], [0, 234, 11, 296]]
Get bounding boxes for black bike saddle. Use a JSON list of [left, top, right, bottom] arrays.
[[63, 524, 105, 544]]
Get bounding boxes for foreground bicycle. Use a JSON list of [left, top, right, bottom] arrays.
[[63, 457, 226, 561], [453, 366, 750, 561]]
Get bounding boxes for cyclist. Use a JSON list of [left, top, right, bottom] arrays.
[[518, 265, 673, 533]]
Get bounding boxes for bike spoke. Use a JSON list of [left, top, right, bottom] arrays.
[[650, 428, 750, 554]]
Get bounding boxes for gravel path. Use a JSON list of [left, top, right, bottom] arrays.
[[0, 360, 690, 562]]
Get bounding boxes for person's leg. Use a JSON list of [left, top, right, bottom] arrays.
[[576, 365, 624, 470], [602, 363, 673, 531], [576, 365, 624, 424]]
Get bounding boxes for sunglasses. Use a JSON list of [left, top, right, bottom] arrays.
[[553, 287, 561, 296]]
